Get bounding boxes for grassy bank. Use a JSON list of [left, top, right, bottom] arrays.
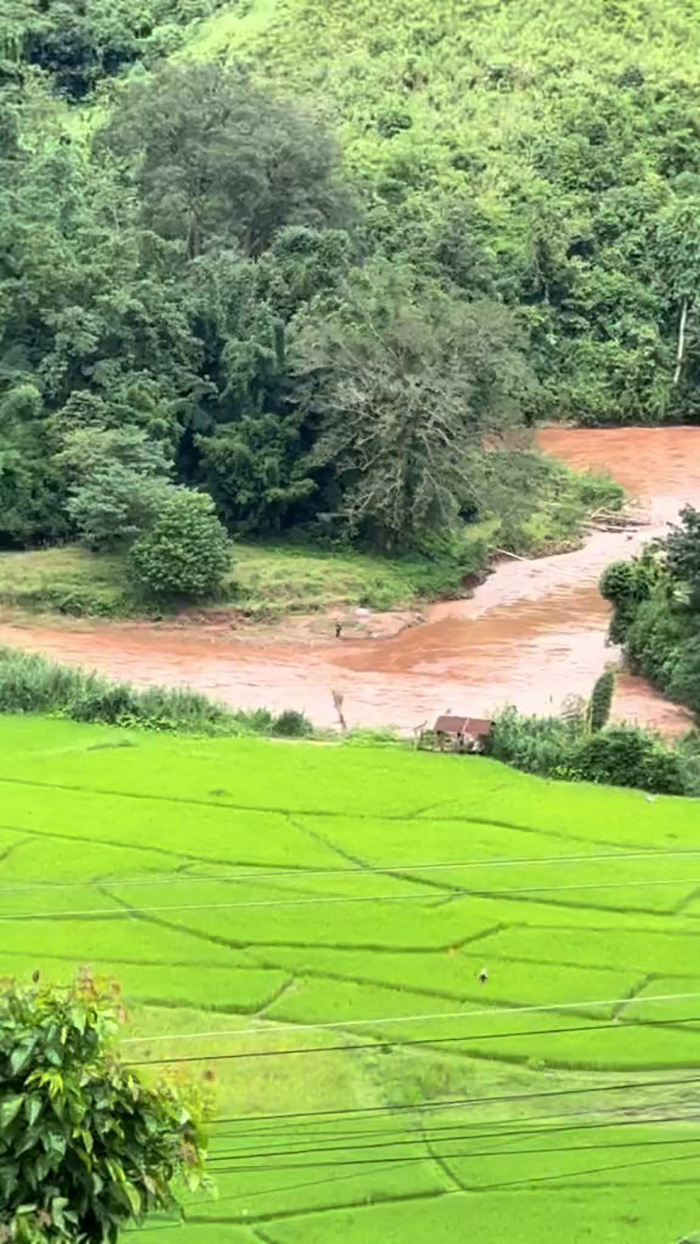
[[0, 538, 493, 620], [1, 716, 700, 1243], [0, 647, 313, 737], [0, 463, 621, 620]]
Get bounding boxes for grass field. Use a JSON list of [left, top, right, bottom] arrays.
[[0, 540, 490, 619], [2, 716, 700, 1241]]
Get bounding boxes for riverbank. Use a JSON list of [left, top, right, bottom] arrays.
[[0, 454, 619, 622], [0, 428, 695, 737], [0, 541, 487, 624]]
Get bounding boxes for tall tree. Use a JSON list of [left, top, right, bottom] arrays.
[[100, 65, 353, 258], [293, 272, 531, 549]]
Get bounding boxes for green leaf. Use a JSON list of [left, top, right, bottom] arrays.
[[124, 1182, 142, 1216], [24, 1097, 41, 1127], [0, 1096, 24, 1127], [10, 1042, 35, 1076]]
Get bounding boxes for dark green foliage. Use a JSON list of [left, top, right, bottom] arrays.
[[101, 66, 352, 259], [4, 0, 225, 98], [600, 555, 661, 643], [489, 705, 695, 795], [488, 707, 581, 780], [0, 387, 67, 547], [6, 0, 700, 580], [664, 505, 700, 606], [55, 427, 172, 550], [240, 0, 700, 424], [0, 29, 636, 571], [271, 708, 313, 737], [65, 471, 167, 552], [128, 490, 232, 600], [572, 725, 687, 794], [588, 669, 616, 732], [0, 974, 207, 1243], [293, 272, 531, 548], [199, 415, 316, 534], [603, 507, 700, 718]]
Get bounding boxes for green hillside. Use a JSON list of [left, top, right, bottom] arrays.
[[2, 716, 700, 1241], [1, 0, 690, 579], [189, 0, 700, 423]]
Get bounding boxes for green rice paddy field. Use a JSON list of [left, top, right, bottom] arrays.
[[2, 716, 700, 1241]]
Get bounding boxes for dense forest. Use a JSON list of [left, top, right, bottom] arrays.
[[1, 0, 699, 571], [602, 506, 700, 718]]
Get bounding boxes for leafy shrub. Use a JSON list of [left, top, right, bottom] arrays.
[[624, 594, 692, 684], [488, 706, 578, 777], [600, 555, 661, 643], [489, 705, 693, 795], [68, 470, 167, 552], [570, 725, 687, 794], [129, 489, 232, 601], [667, 635, 700, 714], [272, 709, 313, 737], [602, 509, 700, 720], [0, 976, 207, 1244]]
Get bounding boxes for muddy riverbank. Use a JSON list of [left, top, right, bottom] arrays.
[[0, 427, 698, 733]]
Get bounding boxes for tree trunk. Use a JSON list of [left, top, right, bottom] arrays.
[[673, 298, 689, 386]]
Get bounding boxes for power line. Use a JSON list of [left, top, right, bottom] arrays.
[[207, 1073, 700, 1128], [210, 1099, 700, 1149], [212, 1132, 700, 1175], [124, 1011, 700, 1067], [447, 1147, 700, 1193], [166, 1146, 700, 1217], [186, 1159, 425, 1212], [4, 845, 700, 894], [121, 990, 700, 1047], [7, 874, 700, 923], [208, 1111, 700, 1165]]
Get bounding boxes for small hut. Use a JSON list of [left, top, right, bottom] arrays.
[[433, 715, 493, 753]]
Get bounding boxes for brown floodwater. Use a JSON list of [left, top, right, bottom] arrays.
[[1, 427, 699, 733]]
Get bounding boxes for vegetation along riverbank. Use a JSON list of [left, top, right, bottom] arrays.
[[1, 646, 697, 796], [602, 505, 700, 719]]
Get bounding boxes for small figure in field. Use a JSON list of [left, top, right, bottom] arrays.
[[478, 968, 489, 985], [334, 621, 344, 639]]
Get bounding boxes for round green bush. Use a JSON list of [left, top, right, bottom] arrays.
[[129, 488, 232, 601], [572, 725, 686, 795], [272, 709, 313, 737]]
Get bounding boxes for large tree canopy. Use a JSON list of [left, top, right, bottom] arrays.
[[293, 273, 530, 548], [101, 66, 353, 258]]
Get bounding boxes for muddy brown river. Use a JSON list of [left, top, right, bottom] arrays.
[[2, 427, 699, 733]]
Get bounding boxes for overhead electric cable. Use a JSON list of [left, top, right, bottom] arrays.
[[123, 1011, 700, 1067]]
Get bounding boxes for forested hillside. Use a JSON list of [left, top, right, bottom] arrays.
[[0, 0, 697, 567]]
